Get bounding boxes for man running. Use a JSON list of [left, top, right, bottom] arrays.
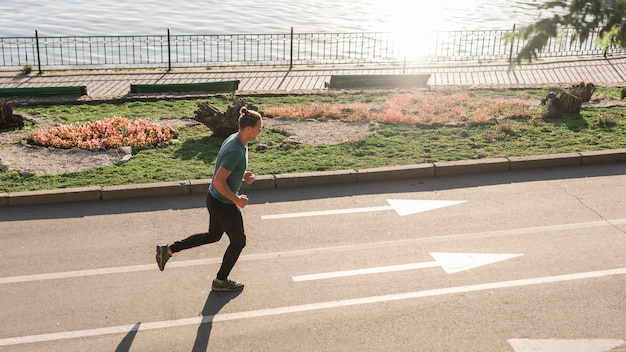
[[156, 106, 263, 292]]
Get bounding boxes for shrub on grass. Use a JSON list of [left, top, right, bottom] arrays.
[[596, 111, 620, 127], [263, 91, 533, 125]]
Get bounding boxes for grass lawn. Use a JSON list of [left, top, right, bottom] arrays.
[[1, 87, 625, 193]]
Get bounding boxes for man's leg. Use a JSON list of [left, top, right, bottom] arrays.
[[207, 195, 247, 281], [156, 193, 224, 271]]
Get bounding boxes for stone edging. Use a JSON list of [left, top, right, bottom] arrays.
[[2, 149, 625, 207]]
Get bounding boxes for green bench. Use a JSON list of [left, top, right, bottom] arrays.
[[0, 86, 88, 98], [327, 74, 431, 90], [130, 80, 240, 94]]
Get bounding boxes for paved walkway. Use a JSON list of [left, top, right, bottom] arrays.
[[1, 55, 625, 100]]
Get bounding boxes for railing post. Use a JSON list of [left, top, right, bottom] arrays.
[[167, 28, 172, 71], [508, 24, 516, 64], [35, 30, 42, 74], [290, 27, 293, 69]]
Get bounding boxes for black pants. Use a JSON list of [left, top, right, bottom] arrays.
[[169, 192, 247, 280]]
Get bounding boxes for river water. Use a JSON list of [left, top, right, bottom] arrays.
[[1, 0, 554, 37]]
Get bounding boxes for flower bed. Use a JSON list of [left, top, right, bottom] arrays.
[[31, 116, 175, 150]]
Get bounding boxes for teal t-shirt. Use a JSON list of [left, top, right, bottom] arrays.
[[209, 133, 248, 204]]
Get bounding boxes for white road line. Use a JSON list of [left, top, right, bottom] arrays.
[[0, 259, 220, 284], [293, 261, 440, 281], [262, 205, 392, 219], [2, 267, 625, 347], [261, 199, 467, 219], [1, 218, 624, 285], [508, 338, 625, 352]]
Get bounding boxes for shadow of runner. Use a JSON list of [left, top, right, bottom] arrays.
[[115, 322, 141, 352], [193, 290, 242, 351]]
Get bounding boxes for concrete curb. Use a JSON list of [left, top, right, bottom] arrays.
[[2, 149, 625, 207]]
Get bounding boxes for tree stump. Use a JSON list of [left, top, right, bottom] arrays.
[[0, 99, 25, 130], [568, 83, 595, 102], [540, 92, 560, 117], [193, 98, 258, 137], [559, 92, 582, 113]]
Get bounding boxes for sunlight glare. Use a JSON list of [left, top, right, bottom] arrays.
[[370, 0, 479, 60]]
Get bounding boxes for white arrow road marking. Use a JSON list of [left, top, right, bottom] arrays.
[[292, 252, 523, 281], [508, 338, 625, 352], [261, 199, 466, 219], [2, 267, 625, 347], [430, 252, 524, 274]]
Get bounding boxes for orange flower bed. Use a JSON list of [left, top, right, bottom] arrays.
[[32, 116, 174, 150]]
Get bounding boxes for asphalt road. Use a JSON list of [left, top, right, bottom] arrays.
[[1, 163, 625, 352]]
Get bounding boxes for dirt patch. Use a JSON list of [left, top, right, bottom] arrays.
[[0, 144, 127, 175], [264, 117, 375, 146]]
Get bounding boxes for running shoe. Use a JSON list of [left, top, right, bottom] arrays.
[[156, 245, 171, 271], [211, 279, 244, 292]]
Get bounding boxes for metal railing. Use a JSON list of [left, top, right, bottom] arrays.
[[0, 27, 623, 72]]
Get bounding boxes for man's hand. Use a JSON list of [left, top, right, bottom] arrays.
[[235, 194, 249, 209], [244, 171, 255, 185]]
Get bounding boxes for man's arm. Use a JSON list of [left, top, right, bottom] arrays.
[[213, 166, 249, 208]]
